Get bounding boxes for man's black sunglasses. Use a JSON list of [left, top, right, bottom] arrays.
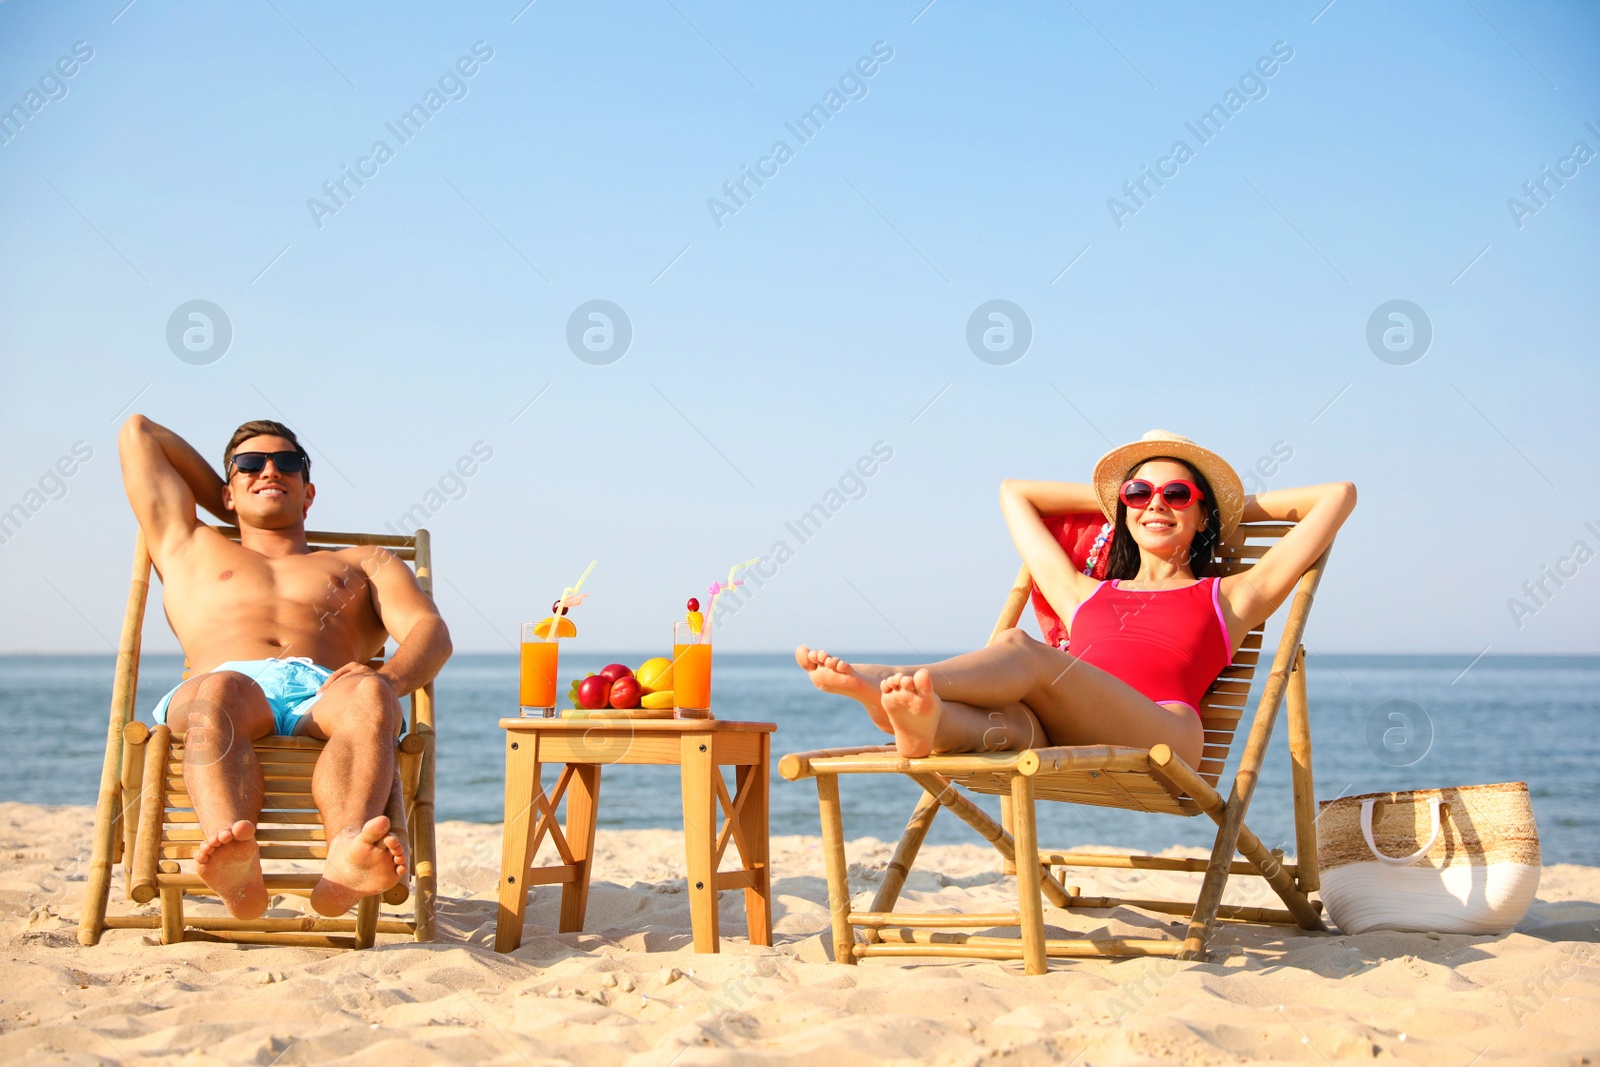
[[229, 450, 308, 477]]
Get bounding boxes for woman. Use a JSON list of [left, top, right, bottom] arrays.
[[796, 430, 1355, 769]]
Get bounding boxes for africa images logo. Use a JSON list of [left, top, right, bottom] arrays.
[[566, 301, 633, 365], [166, 300, 233, 365], [0, 40, 94, 147], [705, 41, 895, 228], [966, 300, 1032, 365], [305, 42, 495, 229], [1106, 41, 1294, 229]]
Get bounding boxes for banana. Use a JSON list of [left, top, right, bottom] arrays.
[[640, 690, 674, 710]]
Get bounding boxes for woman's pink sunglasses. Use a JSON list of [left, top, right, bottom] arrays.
[[1120, 478, 1204, 510]]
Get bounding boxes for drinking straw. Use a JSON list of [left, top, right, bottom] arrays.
[[547, 559, 597, 641], [700, 557, 760, 642]]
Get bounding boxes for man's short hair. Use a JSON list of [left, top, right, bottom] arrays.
[[223, 419, 311, 480]]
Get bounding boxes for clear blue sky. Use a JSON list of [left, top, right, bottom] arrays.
[[1, 0, 1595, 657]]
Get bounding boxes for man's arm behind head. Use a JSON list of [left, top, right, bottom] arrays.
[[118, 415, 232, 557]]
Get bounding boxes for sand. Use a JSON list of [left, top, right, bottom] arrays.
[[2, 800, 1597, 1065]]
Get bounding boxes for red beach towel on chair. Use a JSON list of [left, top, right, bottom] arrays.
[[1030, 513, 1115, 650]]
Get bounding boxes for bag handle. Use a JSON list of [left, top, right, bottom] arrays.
[[1360, 796, 1442, 867]]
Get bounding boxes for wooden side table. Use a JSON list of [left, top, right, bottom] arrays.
[[493, 718, 776, 954]]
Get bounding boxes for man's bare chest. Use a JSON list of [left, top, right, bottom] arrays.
[[164, 543, 379, 630]]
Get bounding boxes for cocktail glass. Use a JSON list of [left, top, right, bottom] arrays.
[[672, 619, 713, 720], [519, 621, 559, 717]]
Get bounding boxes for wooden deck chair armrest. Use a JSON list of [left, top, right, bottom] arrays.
[[1147, 744, 1223, 812], [781, 742, 1156, 782], [779, 745, 895, 780], [989, 563, 1033, 645], [800, 750, 1049, 778], [1017, 745, 1153, 776]]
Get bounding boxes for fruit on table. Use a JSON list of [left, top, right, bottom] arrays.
[[532, 616, 577, 640], [567, 676, 586, 707], [635, 657, 672, 693], [608, 676, 642, 709], [577, 674, 610, 710], [640, 690, 674, 710], [598, 663, 633, 685]]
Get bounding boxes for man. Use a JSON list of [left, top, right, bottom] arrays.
[[118, 415, 452, 919]]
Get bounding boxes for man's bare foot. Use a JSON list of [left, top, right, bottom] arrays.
[[310, 815, 408, 917], [795, 645, 892, 732], [880, 669, 942, 758], [194, 820, 270, 920]]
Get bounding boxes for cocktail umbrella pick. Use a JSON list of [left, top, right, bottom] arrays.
[[701, 557, 761, 642]]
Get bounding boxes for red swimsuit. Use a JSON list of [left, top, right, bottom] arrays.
[[1066, 577, 1233, 714]]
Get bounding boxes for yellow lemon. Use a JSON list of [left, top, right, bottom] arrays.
[[635, 657, 673, 693]]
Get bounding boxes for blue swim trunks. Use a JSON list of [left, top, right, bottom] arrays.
[[152, 657, 333, 737]]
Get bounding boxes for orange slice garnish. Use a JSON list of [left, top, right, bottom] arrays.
[[533, 616, 578, 639]]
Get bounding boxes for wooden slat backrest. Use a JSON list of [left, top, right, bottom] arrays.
[[209, 525, 420, 557], [1189, 521, 1293, 787]]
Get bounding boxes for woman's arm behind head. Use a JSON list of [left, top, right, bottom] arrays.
[[999, 479, 1106, 623], [1223, 481, 1357, 631], [1000, 478, 1102, 516]]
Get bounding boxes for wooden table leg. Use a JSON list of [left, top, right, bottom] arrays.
[[735, 734, 772, 946], [560, 764, 601, 934], [681, 732, 720, 953], [495, 736, 542, 953]]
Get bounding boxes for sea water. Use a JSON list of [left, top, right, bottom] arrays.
[[1, 653, 1594, 865]]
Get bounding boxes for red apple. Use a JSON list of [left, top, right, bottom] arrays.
[[608, 676, 642, 710], [599, 663, 634, 685], [578, 674, 610, 710]]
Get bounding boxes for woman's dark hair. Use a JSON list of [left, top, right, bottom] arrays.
[[1104, 457, 1221, 580]]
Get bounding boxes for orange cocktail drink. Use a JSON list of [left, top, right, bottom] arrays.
[[672, 619, 712, 719], [519, 622, 560, 716]]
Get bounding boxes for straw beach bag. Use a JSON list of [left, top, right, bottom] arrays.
[[1317, 783, 1541, 935]]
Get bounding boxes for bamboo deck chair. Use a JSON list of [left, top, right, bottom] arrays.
[[780, 520, 1332, 973], [77, 527, 439, 950]]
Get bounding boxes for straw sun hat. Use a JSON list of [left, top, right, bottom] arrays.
[[1092, 430, 1246, 542]]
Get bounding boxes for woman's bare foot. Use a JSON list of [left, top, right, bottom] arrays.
[[795, 645, 892, 732], [880, 669, 942, 758], [310, 815, 408, 917], [194, 820, 269, 919]]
